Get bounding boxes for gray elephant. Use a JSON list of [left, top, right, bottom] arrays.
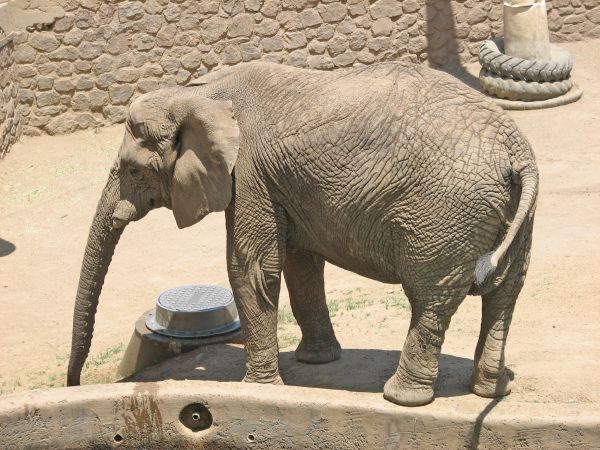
[[67, 61, 538, 407]]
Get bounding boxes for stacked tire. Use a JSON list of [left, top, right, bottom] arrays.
[[478, 37, 573, 102]]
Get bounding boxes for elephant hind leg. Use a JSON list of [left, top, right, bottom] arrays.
[[283, 245, 341, 364], [471, 221, 533, 398], [384, 283, 470, 407]]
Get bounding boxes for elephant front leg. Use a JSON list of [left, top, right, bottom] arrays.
[[384, 285, 468, 407], [284, 246, 341, 364], [226, 202, 287, 385]]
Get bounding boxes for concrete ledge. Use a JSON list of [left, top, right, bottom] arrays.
[[0, 380, 598, 449]]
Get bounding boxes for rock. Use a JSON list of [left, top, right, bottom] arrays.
[[46, 115, 77, 135], [63, 30, 84, 46], [372, 17, 393, 36], [261, 0, 281, 18], [72, 93, 91, 111], [163, 4, 181, 22], [302, 9, 323, 27], [402, 0, 420, 14], [89, 90, 108, 110], [176, 68, 191, 84], [14, 44, 36, 64], [37, 77, 54, 91], [348, 29, 368, 50], [181, 51, 203, 69], [261, 35, 284, 52], [228, 14, 254, 37], [118, 2, 145, 22], [240, 43, 262, 61], [144, 15, 163, 35], [96, 73, 115, 89], [93, 55, 114, 75], [76, 78, 95, 90], [160, 58, 181, 74], [318, 3, 347, 23], [307, 54, 333, 69], [80, 0, 102, 12], [54, 79, 75, 93], [53, 16, 75, 32], [19, 89, 35, 105], [75, 9, 95, 29], [29, 33, 60, 52], [103, 105, 127, 123], [288, 49, 307, 67], [467, 7, 488, 25], [109, 85, 135, 105], [134, 33, 155, 51], [308, 39, 327, 54], [144, 0, 165, 15], [201, 17, 227, 44], [284, 32, 308, 50], [106, 34, 130, 55], [316, 23, 335, 40], [115, 68, 141, 83], [144, 63, 164, 77], [332, 51, 356, 67], [95, 3, 115, 26], [17, 65, 37, 78], [370, 0, 403, 19], [79, 42, 104, 60], [255, 18, 280, 37], [277, 11, 302, 30], [36, 91, 61, 107], [220, 45, 242, 65], [245, 0, 262, 12], [407, 36, 427, 54], [356, 50, 376, 64], [156, 25, 177, 47], [138, 78, 160, 93], [327, 34, 348, 56], [203, 51, 219, 67]]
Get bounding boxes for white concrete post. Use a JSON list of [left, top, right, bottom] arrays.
[[504, 0, 551, 60]]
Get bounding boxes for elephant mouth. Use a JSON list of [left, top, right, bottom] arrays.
[[111, 216, 129, 230]]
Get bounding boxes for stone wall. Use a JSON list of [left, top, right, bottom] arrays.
[[0, 30, 21, 158], [3, 0, 600, 138]]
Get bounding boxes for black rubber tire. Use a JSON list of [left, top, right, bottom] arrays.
[[479, 68, 572, 101], [479, 37, 572, 82]]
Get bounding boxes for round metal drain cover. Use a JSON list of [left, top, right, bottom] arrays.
[[145, 285, 240, 338]]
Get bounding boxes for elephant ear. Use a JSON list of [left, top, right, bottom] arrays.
[[169, 96, 239, 229]]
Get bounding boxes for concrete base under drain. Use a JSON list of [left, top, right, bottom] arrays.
[[0, 380, 598, 449], [117, 311, 242, 379]]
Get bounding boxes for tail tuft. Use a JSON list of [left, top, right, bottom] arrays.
[[475, 251, 497, 286]]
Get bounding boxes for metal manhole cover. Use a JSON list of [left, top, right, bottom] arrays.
[[145, 285, 240, 338]]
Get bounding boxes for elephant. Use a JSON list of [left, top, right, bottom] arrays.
[[66, 61, 538, 407]]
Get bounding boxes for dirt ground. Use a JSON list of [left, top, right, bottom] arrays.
[[0, 40, 599, 406]]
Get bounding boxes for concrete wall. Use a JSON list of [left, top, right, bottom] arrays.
[[1, 0, 599, 140], [0, 30, 21, 158]]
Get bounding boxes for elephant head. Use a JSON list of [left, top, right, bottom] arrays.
[[67, 88, 240, 386]]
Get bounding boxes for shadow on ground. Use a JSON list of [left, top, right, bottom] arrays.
[[425, 0, 481, 90], [128, 344, 474, 399], [0, 238, 16, 257]]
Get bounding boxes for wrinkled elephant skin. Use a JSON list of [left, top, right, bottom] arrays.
[[67, 62, 538, 407]]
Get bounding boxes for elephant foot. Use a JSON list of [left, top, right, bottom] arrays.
[[295, 338, 342, 364], [470, 367, 513, 398], [383, 372, 434, 407], [242, 373, 284, 385]]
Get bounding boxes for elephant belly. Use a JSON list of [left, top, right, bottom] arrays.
[[287, 219, 405, 284]]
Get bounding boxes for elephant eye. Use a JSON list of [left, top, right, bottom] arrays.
[[129, 167, 144, 181]]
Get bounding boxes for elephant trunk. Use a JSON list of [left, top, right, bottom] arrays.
[[67, 167, 124, 386]]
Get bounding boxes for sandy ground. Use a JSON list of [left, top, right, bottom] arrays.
[[0, 40, 599, 405]]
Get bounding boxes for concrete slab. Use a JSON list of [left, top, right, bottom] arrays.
[[1, 380, 598, 449]]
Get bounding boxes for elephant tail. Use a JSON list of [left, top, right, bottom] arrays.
[[475, 161, 538, 286]]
